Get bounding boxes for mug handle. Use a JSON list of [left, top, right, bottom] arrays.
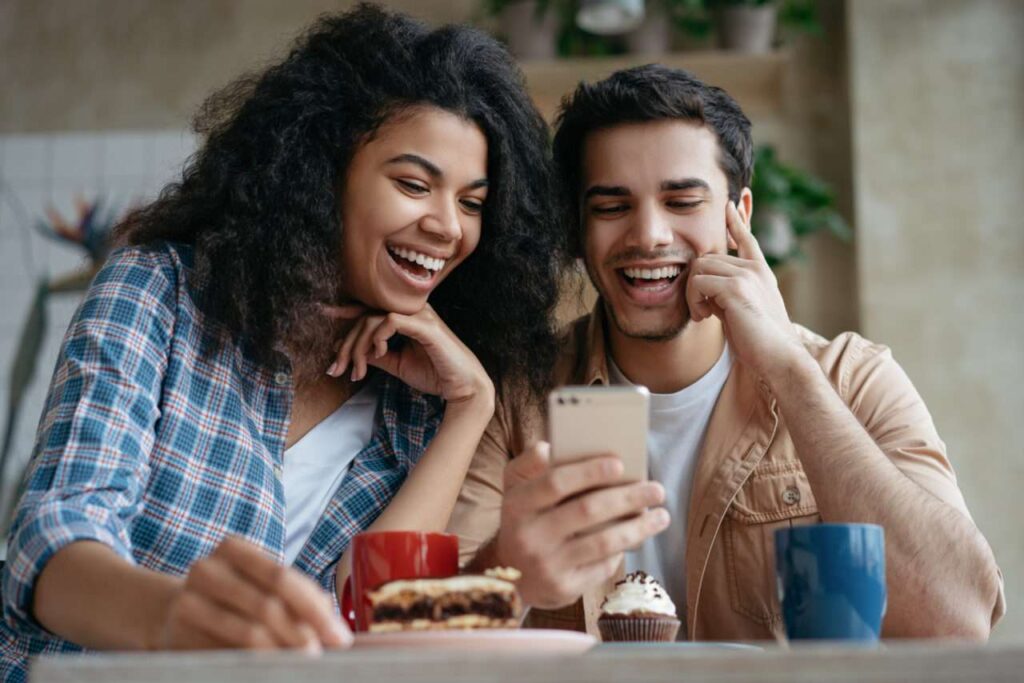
[[341, 575, 357, 631]]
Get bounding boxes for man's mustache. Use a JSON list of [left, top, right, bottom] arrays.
[[603, 248, 694, 269]]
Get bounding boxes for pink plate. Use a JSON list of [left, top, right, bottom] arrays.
[[353, 629, 597, 653]]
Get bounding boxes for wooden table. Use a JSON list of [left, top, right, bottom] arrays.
[[31, 641, 1024, 683]]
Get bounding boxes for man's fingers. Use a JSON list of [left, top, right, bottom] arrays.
[[563, 507, 670, 566], [504, 441, 553, 488], [509, 454, 624, 514], [542, 481, 665, 539], [571, 554, 626, 595], [187, 558, 315, 650], [726, 200, 764, 262], [215, 538, 352, 648]]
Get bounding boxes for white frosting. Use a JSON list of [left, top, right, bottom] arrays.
[[600, 571, 677, 617]]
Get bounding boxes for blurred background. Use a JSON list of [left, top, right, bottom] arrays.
[[0, 0, 1020, 639]]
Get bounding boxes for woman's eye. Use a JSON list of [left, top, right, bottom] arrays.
[[592, 204, 628, 215], [396, 179, 429, 194], [460, 198, 484, 214]]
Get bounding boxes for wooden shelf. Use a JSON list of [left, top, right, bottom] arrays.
[[520, 50, 790, 123]]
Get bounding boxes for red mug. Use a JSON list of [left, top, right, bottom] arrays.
[[343, 531, 459, 632]]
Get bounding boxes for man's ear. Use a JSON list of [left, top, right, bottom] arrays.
[[726, 188, 754, 251]]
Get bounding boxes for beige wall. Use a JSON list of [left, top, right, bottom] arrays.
[[0, 0, 478, 133], [848, 0, 1024, 640]]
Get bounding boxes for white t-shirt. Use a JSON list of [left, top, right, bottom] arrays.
[[281, 380, 379, 565], [612, 345, 733, 621]]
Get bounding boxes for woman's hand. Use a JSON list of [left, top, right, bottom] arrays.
[[323, 304, 494, 409], [159, 536, 352, 652]]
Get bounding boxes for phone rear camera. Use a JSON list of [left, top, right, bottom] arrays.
[[570, 396, 579, 405]]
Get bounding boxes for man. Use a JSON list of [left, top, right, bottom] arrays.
[[448, 65, 1005, 640]]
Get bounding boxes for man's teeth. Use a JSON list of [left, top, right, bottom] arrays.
[[389, 246, 446, 272], [622, 265, 682, 280]]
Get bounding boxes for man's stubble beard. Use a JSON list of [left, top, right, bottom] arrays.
[[587, 260, 691, 343]]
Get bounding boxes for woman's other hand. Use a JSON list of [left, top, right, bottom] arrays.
[[322, 304, 494, 409], [159, 536, 352, 652]]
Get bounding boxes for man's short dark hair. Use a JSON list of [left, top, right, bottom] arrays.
[[552, 64, 753, 256]]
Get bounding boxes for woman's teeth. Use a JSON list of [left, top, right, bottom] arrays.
[[389, 246, 446, 273], [622, 265, 682, 280]]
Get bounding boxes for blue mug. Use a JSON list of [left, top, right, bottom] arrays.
[[774, 523, 886, 641]]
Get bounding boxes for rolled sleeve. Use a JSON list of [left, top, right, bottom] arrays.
[[839, 334, 1006, 627], [2, 248, 176, 636]]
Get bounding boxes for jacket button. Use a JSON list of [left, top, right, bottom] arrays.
[[273, 372, 289, 386], [782, 487, 801, 505]]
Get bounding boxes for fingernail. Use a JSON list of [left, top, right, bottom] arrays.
[[652, 509, 670, 527], [326, 362, 338, 377]]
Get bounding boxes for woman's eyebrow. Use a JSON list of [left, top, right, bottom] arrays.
[[387, 153, 443, 177], [387, 153, 486, 188]]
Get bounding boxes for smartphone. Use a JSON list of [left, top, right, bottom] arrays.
[[547, 385, 649, 483]]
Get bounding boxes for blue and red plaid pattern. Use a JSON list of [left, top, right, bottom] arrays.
[[0, 244, 442, 681]]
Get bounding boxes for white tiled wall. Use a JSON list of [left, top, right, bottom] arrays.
[[0, 130, 198, 530]]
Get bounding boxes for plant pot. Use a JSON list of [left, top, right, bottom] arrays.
[[501, 0, 560, 60], [714, 3, 777, 53], [625, 4, 672, 56]]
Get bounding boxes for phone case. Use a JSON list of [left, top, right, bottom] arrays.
[[547, 385, 649, 483]]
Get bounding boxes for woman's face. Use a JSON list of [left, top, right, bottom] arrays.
[[338, 106, 489, 314]]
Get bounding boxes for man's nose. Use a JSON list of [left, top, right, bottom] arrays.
[[626, 202, 674, 252]]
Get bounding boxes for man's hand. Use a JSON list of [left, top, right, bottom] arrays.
[[492, 442, 668, 609], [687, 200, 806, 382], [159, 537, 352, 652]]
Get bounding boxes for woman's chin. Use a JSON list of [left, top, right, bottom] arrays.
[[371, 291, 430, 316]]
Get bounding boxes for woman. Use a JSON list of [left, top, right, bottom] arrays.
[[0, 5, 565, 678]]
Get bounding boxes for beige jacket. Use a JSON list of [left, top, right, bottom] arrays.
[[447, 306, 1006, 639]]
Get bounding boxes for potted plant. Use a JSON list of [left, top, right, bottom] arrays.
[[749, 145, 851, 270], [483, 0, 563, 59], [673, 0, 819, 53], [624, 0, 710, 55], [483, 0, 625, 59]]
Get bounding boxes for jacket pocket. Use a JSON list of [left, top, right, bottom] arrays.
[[722, 462, 819, 625]]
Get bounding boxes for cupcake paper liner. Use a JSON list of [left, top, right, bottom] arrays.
[[598, 615, 680, 642]]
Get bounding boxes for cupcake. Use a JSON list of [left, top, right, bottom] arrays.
[[597, 571, 680, 642]]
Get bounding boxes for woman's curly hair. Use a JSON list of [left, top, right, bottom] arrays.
[[116, 3, 569, 400]]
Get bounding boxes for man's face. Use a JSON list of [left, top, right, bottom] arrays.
[[580, 120, 732, 341]]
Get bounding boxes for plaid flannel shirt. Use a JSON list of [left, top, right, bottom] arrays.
[[0, 243, 442, 682]]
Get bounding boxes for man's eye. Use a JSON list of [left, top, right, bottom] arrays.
[[460, 198, 484, 214], [667, 200, 703, 210], [396, 179, 429, 194], [592, 204, 628, 215]]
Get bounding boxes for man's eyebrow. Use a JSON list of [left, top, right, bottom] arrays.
[[387, 153, 487, 189], [583, 185, 631, 200], [661, 178, 711, 192], [387, 153, 443, 178]]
